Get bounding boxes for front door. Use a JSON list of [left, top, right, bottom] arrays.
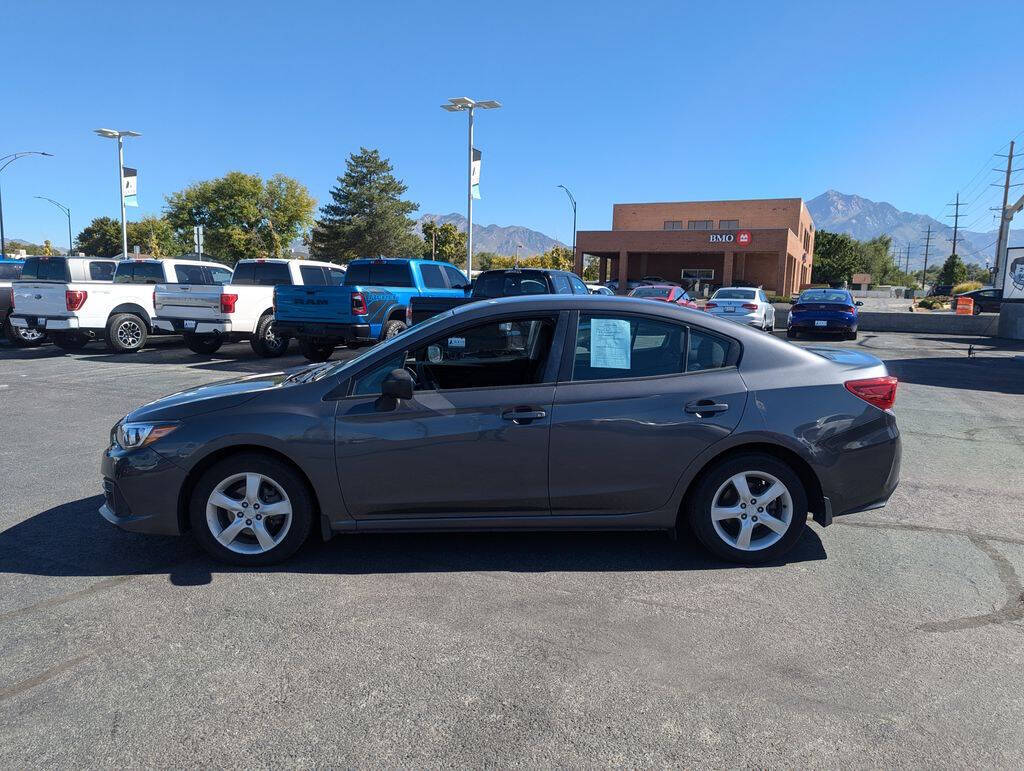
[[549, 312, 746, 515], [335, 312, 564, 518]]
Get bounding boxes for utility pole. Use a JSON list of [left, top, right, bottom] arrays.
[[946, 192, 964, 258], [993, 140, 1015, 286], [920, 226, 933, 290], [431, 229, 436, 260], [905, 244, 912, 276]]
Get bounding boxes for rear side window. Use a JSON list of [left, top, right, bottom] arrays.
[[89, 261, 115, 281], [0, 263, 23, 280], [687, 328, 732, 372], [175, 265, 208, 284], [22, 257, 70, 281], [300, 265, 327, 285], [420, 264, 447, 289], [344, 262, 413, 287]]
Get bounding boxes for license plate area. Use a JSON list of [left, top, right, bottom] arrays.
[[724, 307, 735, 313], [814, 320, 827, 327], [184, 320, 197, 329]]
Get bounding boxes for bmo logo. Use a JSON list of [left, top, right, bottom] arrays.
[[736, 230, 752, 245], [709, 230, 754, 245]]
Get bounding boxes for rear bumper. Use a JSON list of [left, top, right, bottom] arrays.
[[153, 318, 233, 336], [822, 415, 901, 518], [788, 316, 857, 331], [276, 321, 373, 343], [11, 314, 80, 331]]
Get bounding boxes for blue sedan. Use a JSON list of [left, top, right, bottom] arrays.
[[787, 289, 863, 340]]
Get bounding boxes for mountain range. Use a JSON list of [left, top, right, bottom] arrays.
[[414, 213, 566, 256], [806, 190, 1022, 270]]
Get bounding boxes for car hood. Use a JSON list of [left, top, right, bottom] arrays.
[[126, 368, 313, 422]]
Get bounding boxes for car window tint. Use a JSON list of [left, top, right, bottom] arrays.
[[572, 314, 686, 382], [175, 264, 208, 284], [0, 263, 22, 280], [326, 268, 346, 286], [568, 274, 589, 294], [231, 263, 256, 284], [474, 272, 548, 298], [687, 328, 731, 372], [442, 265, 468, 288], [210, 267, 233, 285], [134, 262, 164, 283], [88, 261, 115, 281], [372, 263, 413, 286], [344, 263, 370, 285], [22, 257, 70, 281], [420, 264, 447, 289], [300, 265, 327, 285], [254, 262, 292, 286], [551, 275, 573, 294], [113, 263, 134, 283]]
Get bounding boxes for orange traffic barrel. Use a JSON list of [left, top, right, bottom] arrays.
[[956, 296, 974, 315]]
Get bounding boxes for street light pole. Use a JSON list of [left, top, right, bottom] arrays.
[[93, 129, 140, 258], [0, 151, 54, 258], [557, 184, 577, 268], [441, 97, 501, 278], [35, 196, 72, 256]]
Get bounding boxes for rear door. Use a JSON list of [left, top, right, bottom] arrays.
[[548, 312, 746, 515]]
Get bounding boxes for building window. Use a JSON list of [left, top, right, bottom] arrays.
[[687, 220, 713, 230], [719, 220, 739, 230], [681, 268, 715, 280], [663, 220, 683, 230], [803, 230, 811, 251]]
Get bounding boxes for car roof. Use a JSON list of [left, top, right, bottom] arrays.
[[235, 258, 340, 268]]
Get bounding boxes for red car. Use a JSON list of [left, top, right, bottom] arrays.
[[628, 284, 699, 309]]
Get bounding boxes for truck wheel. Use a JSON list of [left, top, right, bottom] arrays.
[[381, 319, 407, 340], [106, 313, 148, 353], [184, 333, 223, 355], [52, 332, 89, 351], [250, 314, 289, 358], [298, 338, 334, 362], [4, 316, 45, 347]]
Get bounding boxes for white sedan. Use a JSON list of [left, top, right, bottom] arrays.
[[587, 283, 615, 296], [704, 287, 775, 331]]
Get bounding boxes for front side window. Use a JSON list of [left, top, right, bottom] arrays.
[[568, 274, 589, 294], [442, 265, 468, 288], [326, 268, 346, 286], [551, 275, 573, 294], [420, 264, 447, 289], [351, 315, 558, 395], [300, 265, 327, 285]]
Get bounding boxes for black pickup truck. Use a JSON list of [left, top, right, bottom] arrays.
[[407, 267, 592, 325]]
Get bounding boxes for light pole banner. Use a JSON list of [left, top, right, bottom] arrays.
[[123, 167, 138, 207], [471, 148, 481, 200]]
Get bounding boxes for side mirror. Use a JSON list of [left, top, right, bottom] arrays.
[[855, 301, 864, 307], [381, 368, 414, 400]]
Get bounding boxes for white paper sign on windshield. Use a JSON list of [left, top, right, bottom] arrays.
[[590, 318, 632, 369]]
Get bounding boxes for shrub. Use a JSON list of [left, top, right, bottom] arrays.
[[951, 281, 982, 295], [767, 295, 791, 304]]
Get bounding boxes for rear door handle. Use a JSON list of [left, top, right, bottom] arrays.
[[502, 407, 547, 423], [685, 399, 729, 417]]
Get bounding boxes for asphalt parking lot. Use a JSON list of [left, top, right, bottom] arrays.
[[2, 330, 1024, 766]]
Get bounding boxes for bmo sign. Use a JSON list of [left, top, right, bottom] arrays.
[[709, 230, 753, 246]]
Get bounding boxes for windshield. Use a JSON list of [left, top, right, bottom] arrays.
[[630, 287, 672, 298], [799, 290, 851, 303], [712, 289, 755, 300]]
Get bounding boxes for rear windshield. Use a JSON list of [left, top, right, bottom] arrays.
[[0, 263, 23, 280], [344, 262, 413, 287], [712, 289, 755, 300], [114, 261, 165, 284], [799, 290, 851, 303], [21, 257, 70, 281], [474, 271, 549, 298], [232, 262, 292, 286], [631, 286, 672, 298]]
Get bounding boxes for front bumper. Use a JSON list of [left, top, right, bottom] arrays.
[[276, 321, 373, 343], [11, 314, 79, 331], [153, 318, 233, 335], [99, 445, 188, 535]]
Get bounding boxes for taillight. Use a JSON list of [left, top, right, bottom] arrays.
[[705, 302, 717, 310], [152, 289, 157, 308], [220, 293, 238, 314], [842, 305, 856, 314], [845, 376, 898, 411], [352, 292, 367, 316], [65, 290, 87, 311], [742, 303, 758, 311], [405, 305, 412, 325]]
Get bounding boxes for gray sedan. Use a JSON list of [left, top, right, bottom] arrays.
[[100, 295, 901, 566]]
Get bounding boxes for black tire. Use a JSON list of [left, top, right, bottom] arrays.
[[847, 330, 858, 341], [51, 332, 89, 351], [106, 313, 148, 353], [786, 329, 798, 339], [184, 333, 223, 355], [250, 314, 289, 358], [685, 453, 808, 565], [381, 319, 407, 340], [298, 337, 334, 362], [189, 453, 314, 566], [4, 316, 46, 347]]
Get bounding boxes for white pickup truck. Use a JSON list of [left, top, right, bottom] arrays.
[[153, 258, 345, 357], [11, 256, 232, 353]]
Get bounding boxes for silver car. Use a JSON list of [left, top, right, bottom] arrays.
[[705, 287, 775, 331]]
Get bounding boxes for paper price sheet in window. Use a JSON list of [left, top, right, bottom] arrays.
[[589, 318, 631, 370]]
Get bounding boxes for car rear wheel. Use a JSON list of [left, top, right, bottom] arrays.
[[846, 329, 858, 341], [298, 337, 334, 362], [51, 331, 89, 351], [190, 454, 313, 566], [686, 453, 807, 564], [250, 314, 289, 358], [183, 332, 223, 355], [786, 329, 798, 339], [106, 313, 148, 353], [4, 316, 45, 347]]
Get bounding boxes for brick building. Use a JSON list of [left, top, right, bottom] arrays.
[[573, 198, 815, 295]]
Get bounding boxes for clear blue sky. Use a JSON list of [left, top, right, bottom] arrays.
[[3, 0, 1023, 249]]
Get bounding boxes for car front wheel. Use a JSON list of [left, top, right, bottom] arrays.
[[686, 453, 807, 564], [190, 454, 313, 565]]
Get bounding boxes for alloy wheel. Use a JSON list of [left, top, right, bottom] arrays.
[[205, 472, 293, 555], [710, 470, 793, 551], [117, 320, 144, 348]]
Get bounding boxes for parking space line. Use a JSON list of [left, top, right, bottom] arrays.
[[0, 652, 96, 704]]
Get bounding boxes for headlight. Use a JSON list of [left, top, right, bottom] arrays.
[[115, 421, 180, 450]]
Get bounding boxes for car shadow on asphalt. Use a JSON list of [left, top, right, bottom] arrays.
[[1, 495, 828, 587], [884, 355, 1024, 394]]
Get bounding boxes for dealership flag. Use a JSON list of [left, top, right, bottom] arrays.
[[123, 167, 138, 207], [471, 148, 481, 199]]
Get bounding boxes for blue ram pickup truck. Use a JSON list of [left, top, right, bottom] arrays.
[[274, 257, 470, 362]]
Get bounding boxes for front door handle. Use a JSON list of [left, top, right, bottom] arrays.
[[502, 407, 547, 423], [685, 399, 729, 417]]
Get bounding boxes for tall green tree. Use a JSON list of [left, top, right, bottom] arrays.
[[127, 216, 190, 257], [165, 172, 315, 264], [421, 221, 467, 265], [75, 216, 122, 257], [937, 254, 968, 286], [310, 148, 423, 261], [811, 230, 865, 286]]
